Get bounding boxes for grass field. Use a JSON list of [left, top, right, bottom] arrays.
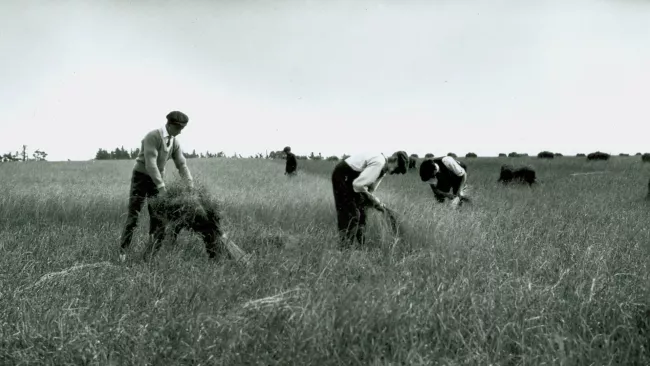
[[1, 156, 650, 365]]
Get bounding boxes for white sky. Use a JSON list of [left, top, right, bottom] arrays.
[[1, 0, 649, 161]]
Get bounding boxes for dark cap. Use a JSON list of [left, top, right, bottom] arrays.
[[166, 111, 189, 126], [419, 159, 437, 181], [392, 150, 409, 175]]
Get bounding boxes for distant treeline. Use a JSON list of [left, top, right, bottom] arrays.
[[1, 146, 648, 162], [1, 145, 48, 162]]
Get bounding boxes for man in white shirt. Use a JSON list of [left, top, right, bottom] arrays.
[[419, 156, 468, 206], [119, 111, 193, 262], [331, 151, 408, 249]]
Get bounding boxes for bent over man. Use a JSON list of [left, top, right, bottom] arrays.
[[119, 111, 194, 261], [419, 156, 468, 206], [331, 151, 408, 249]]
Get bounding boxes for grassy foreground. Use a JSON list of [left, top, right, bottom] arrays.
[[1, 156, 649, 365]]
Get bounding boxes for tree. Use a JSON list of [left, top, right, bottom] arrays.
[[424, 153, 434, 158], [32, 149, 48, 161], [183, 149, 199, 159], [465, 152, 477, 158], [2, 152, 19, 162]]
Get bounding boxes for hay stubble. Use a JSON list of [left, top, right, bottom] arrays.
[[1, 157, 649, 365]]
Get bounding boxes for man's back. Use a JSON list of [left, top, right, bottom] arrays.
[[286, 152, 297, 174]]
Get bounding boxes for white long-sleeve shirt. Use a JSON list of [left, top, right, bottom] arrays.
[[440, 156, 466, 177], [345, 153, 387, 194]]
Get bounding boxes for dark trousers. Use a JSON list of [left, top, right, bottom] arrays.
[[431, 174, 463, 203], [332, 161, 368, 249], [119, 170, 165, 251]]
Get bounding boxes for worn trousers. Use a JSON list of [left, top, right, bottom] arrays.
[[431, 174, 465, 203], [331, 161, 369, 248], [119, 170, 165, 250]]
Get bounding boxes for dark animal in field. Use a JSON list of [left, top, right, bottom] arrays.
[[408, 156, 417, 170], [642, 153, 650, 163], [498, 165, 537, 186], [537, 151, 554, 159], [587, 151, 610, 161]]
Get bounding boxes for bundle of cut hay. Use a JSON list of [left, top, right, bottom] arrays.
[[148, 181, 251, 264]]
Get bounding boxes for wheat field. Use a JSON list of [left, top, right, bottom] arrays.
[[1, 156, 649, 365]]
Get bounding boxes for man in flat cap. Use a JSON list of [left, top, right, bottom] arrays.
[[283, 146, 297, 177], [118, 110, 194, 262]]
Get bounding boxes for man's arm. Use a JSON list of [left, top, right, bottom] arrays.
[[143, 132, 165, 190], [172, 140, 194, 188], [429, 184, 456, 200], [352, 161, 384, 209], [368, 175, 384, 193]]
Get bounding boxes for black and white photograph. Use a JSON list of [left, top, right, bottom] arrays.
[[1, 0, 649, 364]]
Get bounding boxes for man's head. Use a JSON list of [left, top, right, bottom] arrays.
[[419, 159, 439, 183], [386, 151, 409, 175], [165, 111, 189, 137], [283, 146, 291, 154]]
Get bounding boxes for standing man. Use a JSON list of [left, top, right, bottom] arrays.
[[284, 146, 297, 176], [119, 111, 194, 262], [331, 151, 408, 249], [419, 156, 468, 206]]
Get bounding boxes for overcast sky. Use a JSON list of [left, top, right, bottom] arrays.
[[1, 0, 649, 161]]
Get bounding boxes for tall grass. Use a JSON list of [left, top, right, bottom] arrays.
[[1, 157, 649, 365]]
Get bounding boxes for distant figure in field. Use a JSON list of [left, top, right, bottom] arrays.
[[419, 156, 468, 207], [118, 111, 194, 262], [331, 151, 408, 249], [498, 165, 537, 186], [284, 146, 297, 176]]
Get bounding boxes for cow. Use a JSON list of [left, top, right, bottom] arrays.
[[498, 164, 537, 186]]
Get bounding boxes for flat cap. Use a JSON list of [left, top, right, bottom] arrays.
[[166, 111, 189, 125]]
